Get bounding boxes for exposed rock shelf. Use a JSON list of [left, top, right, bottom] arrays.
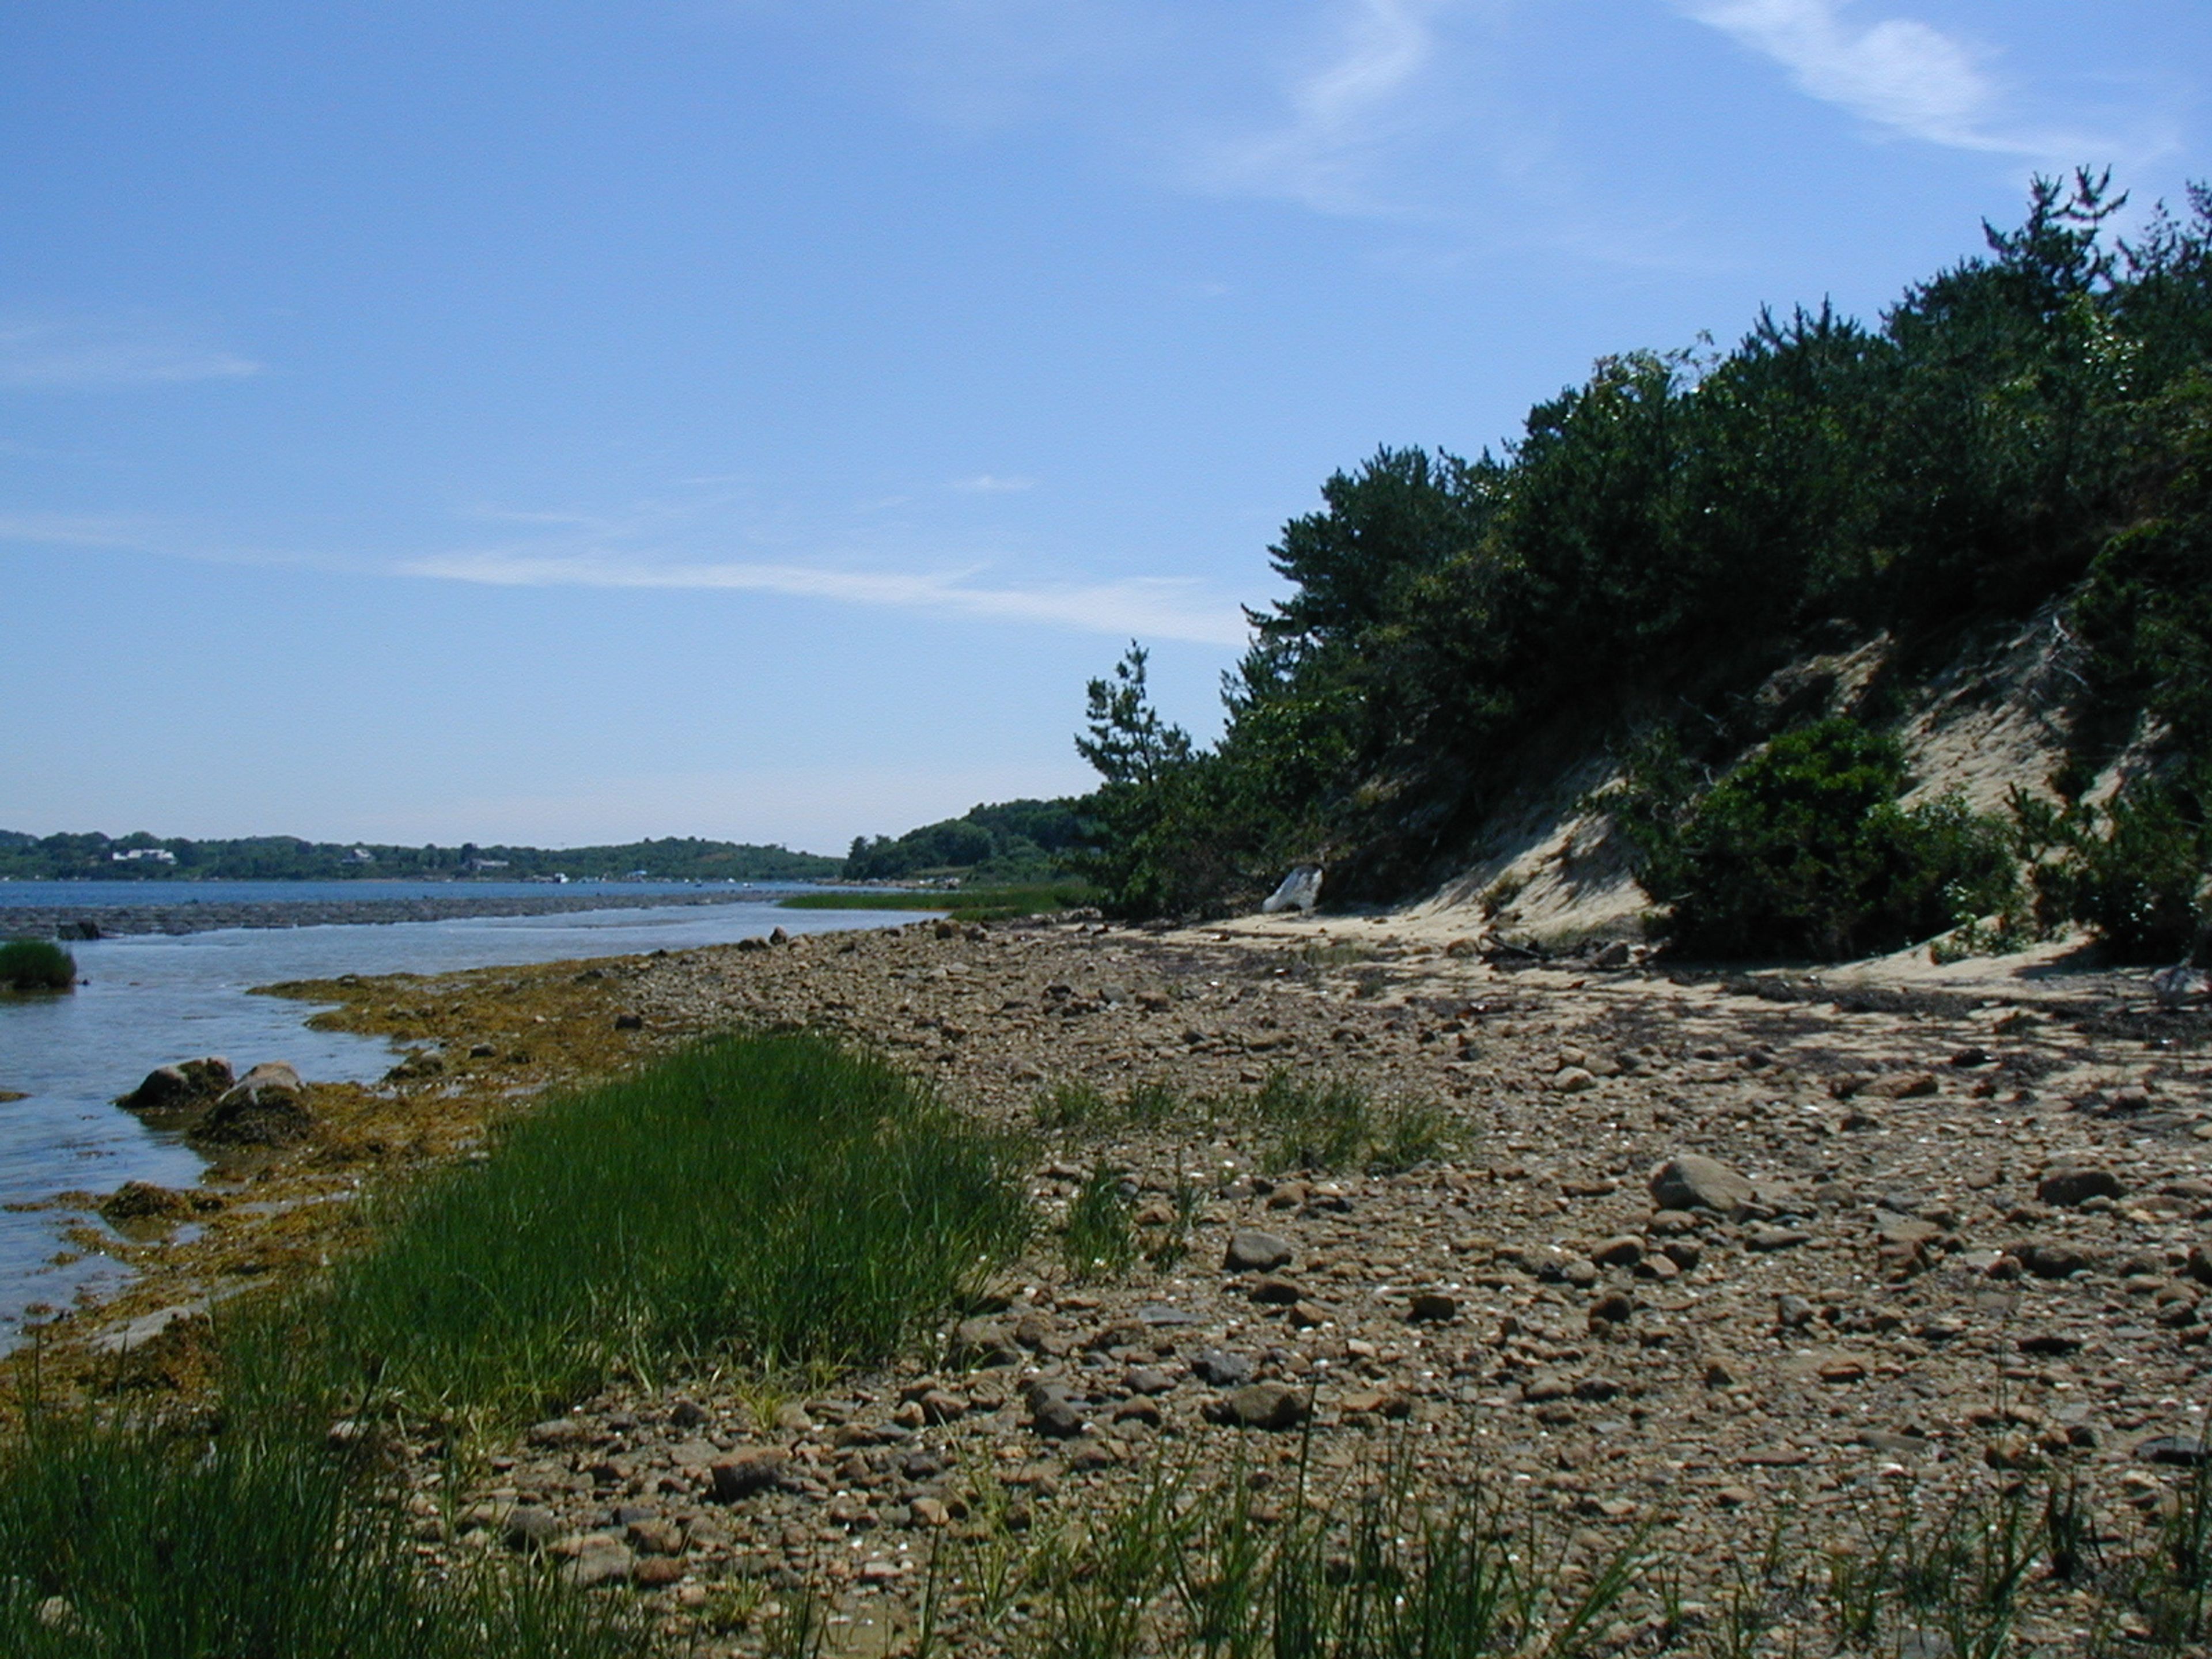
[[0, 888, 768, 938]]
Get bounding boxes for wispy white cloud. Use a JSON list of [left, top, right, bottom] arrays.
[[0, 510, 165, 548], [0, 491, 1243, 647], [399, 550, 1248, 646], [949, 473, 1035, 493], [0, 315, 260, 389], [1669, 0, 2102, 156], [1195, 0, 1452, 216]]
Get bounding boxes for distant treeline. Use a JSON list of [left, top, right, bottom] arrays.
[[0, 830, 843, 884], [844, 799, 1088, 884], [1073, 173, 2212, 957]]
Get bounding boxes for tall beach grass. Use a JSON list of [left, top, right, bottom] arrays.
[[259, 1030, 1032, 1426]]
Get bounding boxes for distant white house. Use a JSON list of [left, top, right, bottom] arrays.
[[111, 847, 177, 864], [344, 846, 376, 864]]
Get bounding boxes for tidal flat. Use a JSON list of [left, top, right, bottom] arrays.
[[18, 912, 2212, 1654]]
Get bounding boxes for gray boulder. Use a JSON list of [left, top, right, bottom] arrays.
[[118, 1057, 233, 1113]]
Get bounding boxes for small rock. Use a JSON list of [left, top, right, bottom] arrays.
[[1225, 1230, 1295, 1272], [2039, 1168, 2127, 1207], [1984, 1434, 2041, 1472], [2017, 1241, 2098, 1279], [2139, 1435, 2210, 1467], [1747, 1226, 1812, 1252], [1190, 1350, 1254, 1387], [1862, 1071, 1938, 1100], [1587, 1291, 1634, 1327], [708, 1448, 788, 1502], [1249, 1277, 1304, 1306], [1590, 1236, 1643, 1269], [505, 1506, 562, 1551], [1407, 1291, 1458, 1323], [1025, 1385, 1086, 1440], [1649, 1154, 1755, 1214], [2186, 1243, 2212, 1287], [626, 1518, 684, 1556], [1205, 1382, 1308, 1431], [1548, 1066, 1597, 1094]]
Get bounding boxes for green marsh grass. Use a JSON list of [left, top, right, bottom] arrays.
[[0, 939, 74, 993], [0, 1032, 1030, 1657], [255, 1031, 1032, 1427], [0, 1399, 645, 1659], [778, 882, 1093, 921]]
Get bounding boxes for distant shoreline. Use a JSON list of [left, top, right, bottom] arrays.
[[0, 887, 778, 939]]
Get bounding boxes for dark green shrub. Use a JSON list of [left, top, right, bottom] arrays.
[[0, 940, 74, 992], [2016, 782, 2210, 961], [1629, 719, 2019, 960]]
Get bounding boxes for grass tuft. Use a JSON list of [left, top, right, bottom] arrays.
[[0, 939, 74, 993], [1244, 1069, 1451, 1175], [1060, 1162, 1138, 1281]]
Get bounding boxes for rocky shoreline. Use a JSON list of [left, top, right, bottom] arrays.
[[0, 887, 770, 939], [41, 912, 2212, 1653]]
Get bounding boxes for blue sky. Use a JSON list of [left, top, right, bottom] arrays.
[[2, 1, 2205, 855]]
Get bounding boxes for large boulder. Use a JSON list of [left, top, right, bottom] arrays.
[[195, 1062, 311, 1146], [118, 1057, 233, 1113], [1649, 1154, 1756, 1215]]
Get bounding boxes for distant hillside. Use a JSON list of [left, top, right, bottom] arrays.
[[1075, 174, 2212, 960], [843, 799, 1086, 885], [0, 830, 842, 884]]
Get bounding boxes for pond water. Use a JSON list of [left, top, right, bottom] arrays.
[[0, 895, 928, 1339]]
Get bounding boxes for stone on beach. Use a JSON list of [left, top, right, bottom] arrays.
[[1648, 1154, 1755, 1214]]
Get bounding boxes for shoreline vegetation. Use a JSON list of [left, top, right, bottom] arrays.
[[0, 940, 74, 993], [1064, 177, 2212, 963], [3, 1031, 1027, 1658], [777, 884, 1095, 923]]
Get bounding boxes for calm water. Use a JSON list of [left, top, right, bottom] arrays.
[[0, 894, 927, 1338], [0, 877, 781, 907]]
